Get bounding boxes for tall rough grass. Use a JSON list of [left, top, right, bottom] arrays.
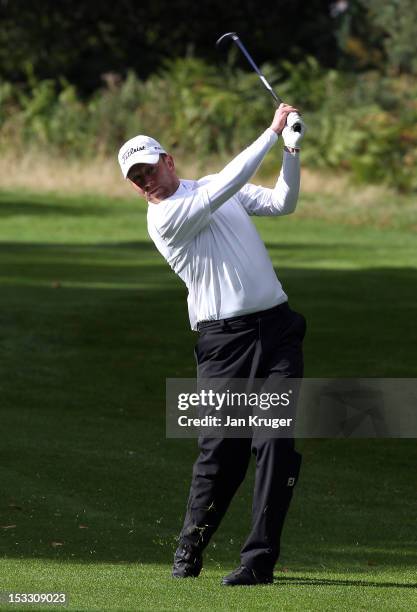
[[1, 57, 417, 191]]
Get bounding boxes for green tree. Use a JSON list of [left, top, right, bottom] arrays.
[[334, 0, 417, 75], [360, 0, 417, 74], [0, 0, 338, 94]]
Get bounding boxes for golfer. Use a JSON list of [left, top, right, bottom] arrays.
[[118, 103, 306, 586]]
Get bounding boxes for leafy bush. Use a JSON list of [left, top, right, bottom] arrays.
[[0, 57, 416, 191]]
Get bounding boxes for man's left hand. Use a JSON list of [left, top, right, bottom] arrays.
[[282, 113, 306, 150]]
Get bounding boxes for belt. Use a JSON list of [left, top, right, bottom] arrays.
[[197, 301, 289, 332]]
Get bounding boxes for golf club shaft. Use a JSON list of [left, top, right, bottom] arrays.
[[217, 32, 302, 132], [231, 35, 282, 106]]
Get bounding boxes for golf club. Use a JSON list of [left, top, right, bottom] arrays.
[[216, 32, 302, 132]]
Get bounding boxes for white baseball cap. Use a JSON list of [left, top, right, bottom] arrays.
[[118, 135, 167, 179]]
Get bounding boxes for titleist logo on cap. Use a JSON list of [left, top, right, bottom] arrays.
[[122, 144, 164, 164]]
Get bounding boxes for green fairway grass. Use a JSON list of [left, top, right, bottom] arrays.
[[0, 188, 416, 611]]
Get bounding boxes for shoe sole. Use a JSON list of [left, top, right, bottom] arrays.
[[172, 573, 200, 578], [172, 561, 203, 579], [221, 580, 273, 586]]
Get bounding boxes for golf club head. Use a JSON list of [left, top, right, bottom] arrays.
[[216, 32, 238, 47]]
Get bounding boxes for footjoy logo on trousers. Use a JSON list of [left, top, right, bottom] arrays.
[[287, 477, 295, 487]]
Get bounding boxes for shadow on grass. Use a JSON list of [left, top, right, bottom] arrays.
[[0, 201, 119, 218], [275, 576, 417, 589], [0, 241, 156, 251], [0, 240, 364, 251], [0, 240, 416, 566]]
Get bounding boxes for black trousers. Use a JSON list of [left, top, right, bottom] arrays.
[[178, 302, 306, 574]]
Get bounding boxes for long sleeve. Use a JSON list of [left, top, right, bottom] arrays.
[[204, 128, 278, 212], [236, 150, 300, 216], [147, 129, 278, 246]]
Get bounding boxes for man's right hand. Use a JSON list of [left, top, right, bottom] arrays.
[[270, 103, 300, 135]]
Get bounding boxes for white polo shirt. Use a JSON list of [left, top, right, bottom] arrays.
[[147, 128, 300, 330]]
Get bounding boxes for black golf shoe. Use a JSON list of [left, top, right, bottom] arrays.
[[172, 543, 203, 578], [221, 565, 273, 586]]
